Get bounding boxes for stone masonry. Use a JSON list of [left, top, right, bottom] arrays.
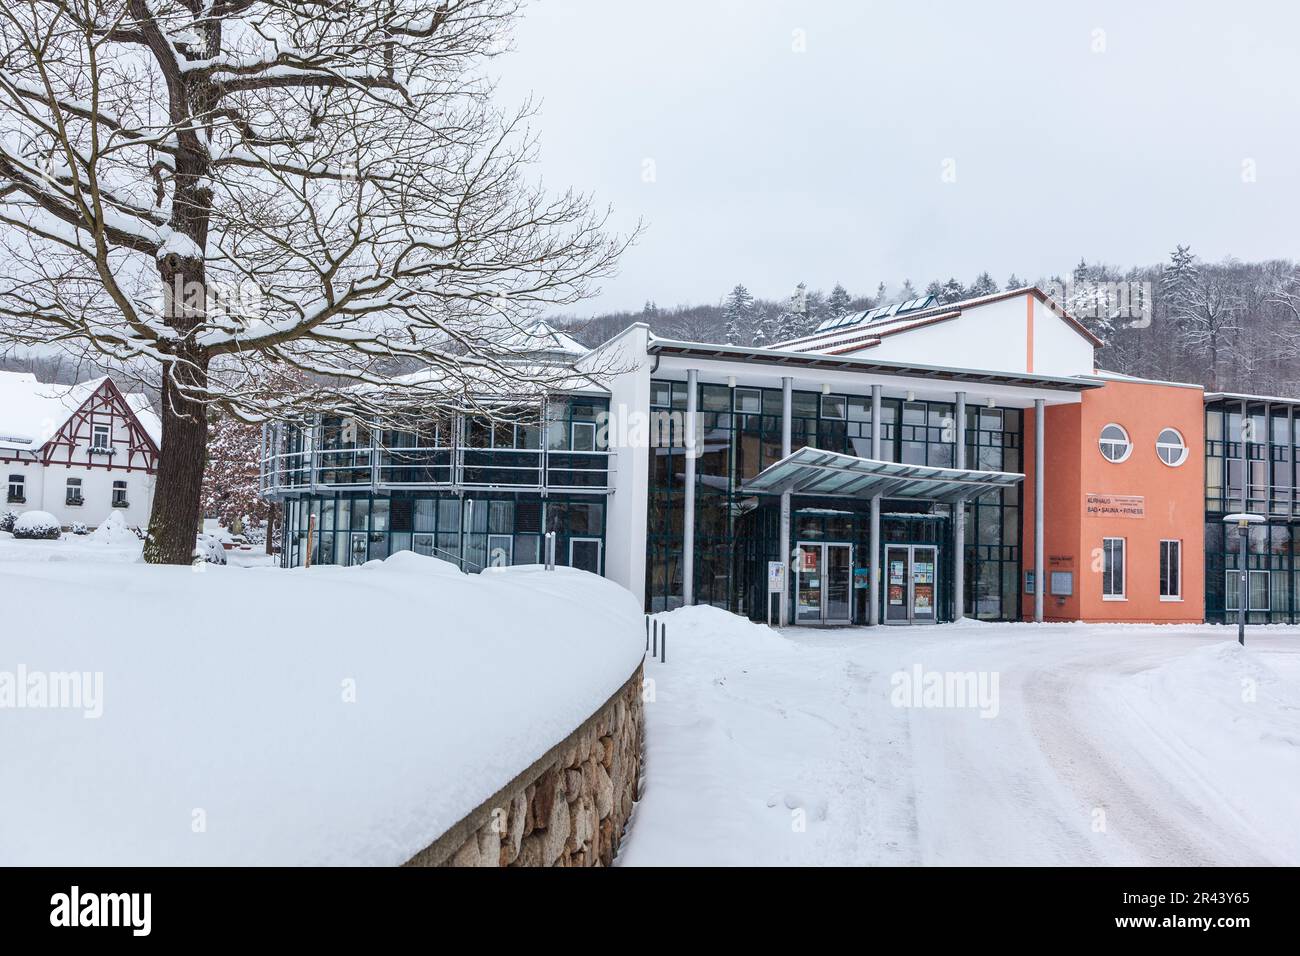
[[404, 664, 644, 867]]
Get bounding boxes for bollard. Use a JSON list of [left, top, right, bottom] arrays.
[[661, 625, 666, 664]]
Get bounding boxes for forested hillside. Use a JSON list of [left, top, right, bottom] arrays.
[[557, 248, 1300, 397]]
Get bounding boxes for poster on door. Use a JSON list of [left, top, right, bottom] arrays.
[[913, 584, 934, 612], [889, 560, 905, 586], [888, 584, 904, 606], [801, 549, 818, 571]]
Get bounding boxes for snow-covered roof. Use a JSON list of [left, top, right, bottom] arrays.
[[771, 286, 1105, 354], [125, 393, 163, 446], [0, 370, 160, 452], [493, 319, 589, 359]]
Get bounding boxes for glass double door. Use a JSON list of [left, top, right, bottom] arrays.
[[885, 545, 938, 624], [796, 542, 853, 625]]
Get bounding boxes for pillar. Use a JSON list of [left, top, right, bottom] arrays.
[[869, 384, 882, 626], [778, 376, 793, 626], [1034, 397, 1045, 623], [683, 368, 698, 606], [953, 392, 967, 622]]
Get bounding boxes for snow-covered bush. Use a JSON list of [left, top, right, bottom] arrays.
[[194, 533, 228, 565], [90, 511, 137, 546], [12, 511, 61, 540], [71, 522, 88, 536], [0, 509, 15, 533]]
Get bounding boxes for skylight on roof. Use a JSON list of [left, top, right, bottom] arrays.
[[811, 294, 938, 335]]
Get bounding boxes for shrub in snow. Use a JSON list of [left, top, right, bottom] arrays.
[[90, 510, 137, 545], [194, 533, 228, 565], [12, 510, 61, 539], [0, 510, 15, 533], [71, 522, 88, 535]]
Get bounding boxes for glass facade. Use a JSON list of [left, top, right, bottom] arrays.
[[646, 379, 1024, 621], [281, 491, 606, 573], [268, 396, 610, 574], [1204, 398, 1299, 623]]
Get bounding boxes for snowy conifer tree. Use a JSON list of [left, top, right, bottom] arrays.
[[723, 284, 754, 344], [967, 272, 998, 297], [826, 283, 852, 318]]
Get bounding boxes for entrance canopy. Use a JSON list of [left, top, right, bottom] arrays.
[[742, 446, 1024, 503]]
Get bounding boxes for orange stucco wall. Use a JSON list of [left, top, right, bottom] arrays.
[[1021, 379, 1206, 623]]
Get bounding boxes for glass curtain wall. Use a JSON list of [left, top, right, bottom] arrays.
[[1204, 399, 1298, 623], [645, 378, 1024, 620]]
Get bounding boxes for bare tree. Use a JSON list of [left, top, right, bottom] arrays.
[[1170, 264, 1243, 392], [0, 0, 631, 563]]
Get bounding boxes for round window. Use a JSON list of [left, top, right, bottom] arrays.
[[1156, 427, 1188, 466], [1099, 423, 1131, 463]]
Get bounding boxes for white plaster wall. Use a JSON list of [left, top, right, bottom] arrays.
[[31, 464, 153, 529], [579, 324, 651, 605], [863, 294, 1095, 378]]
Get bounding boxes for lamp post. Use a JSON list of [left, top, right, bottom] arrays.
[[1223, 513, 1264, 646]]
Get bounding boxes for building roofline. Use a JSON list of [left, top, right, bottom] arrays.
[[773, 285, 1106, 352], [645, 338, 1104, 392], [1086, 370, 1205, 391], [1205, 390, 1300, 406]]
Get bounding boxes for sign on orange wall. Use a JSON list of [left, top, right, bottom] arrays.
[[1084, 493, 1145, 518]]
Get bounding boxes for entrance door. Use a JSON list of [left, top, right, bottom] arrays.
[[796, 542, 853, 625], [911, 546, 937, 622], [569, 537, 602, 574], [884, 544, 940, 624], [885, 546, 911, 622], [795, 543, 823, 624], [825, 544, 853, 624]]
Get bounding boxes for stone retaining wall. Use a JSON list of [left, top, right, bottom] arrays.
[[404, 663, 644, 867]]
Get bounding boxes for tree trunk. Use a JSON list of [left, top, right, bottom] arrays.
[[143, 356, 211, 564]]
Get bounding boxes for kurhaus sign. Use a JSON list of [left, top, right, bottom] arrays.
[[1084, 493, 1145, 519]]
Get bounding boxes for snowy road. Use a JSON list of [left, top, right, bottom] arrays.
[[620, 608, 1300, 866]]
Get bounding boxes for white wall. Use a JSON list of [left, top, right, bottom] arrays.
[[580, 324, 651, 604], [864, 293, 1095, 377]]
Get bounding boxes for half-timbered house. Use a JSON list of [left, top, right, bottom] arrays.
[[1, 371, 161, 529]]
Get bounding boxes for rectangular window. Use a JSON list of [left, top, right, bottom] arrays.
[[734, 388, 761, 414], [111, 480, 128, 508], [1225, 570, 1272, 612], [1102, 537, 1125, 599], [571, 421, 596, 452], [91, 423, 110, 450], [1159, 539, 1181, 600], [820, 394, 846, 420], [6, 474, 23, 503], [66, 477, 83, 506]]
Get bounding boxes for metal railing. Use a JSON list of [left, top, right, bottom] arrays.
[[260, 427, 611, 496]]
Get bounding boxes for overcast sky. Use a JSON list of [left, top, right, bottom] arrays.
[[493, 0, 1300, 313]]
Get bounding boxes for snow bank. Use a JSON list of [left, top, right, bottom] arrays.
[[0, 554, 643, 865], [1099, 640, 1300, 862]]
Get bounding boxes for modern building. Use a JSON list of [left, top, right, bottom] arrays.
[[260, 292, 1299, 627], [0, 371, 161, 529]]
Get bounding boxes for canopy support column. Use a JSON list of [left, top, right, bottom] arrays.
[[869, 384, 882, 626], [953, 392, 967, 622], [778, 376, 793, 626], [683, 369, 698, 607]]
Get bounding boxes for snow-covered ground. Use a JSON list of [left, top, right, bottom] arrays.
[[0, 553, 643, 865], [621, 607, 1300, 866]]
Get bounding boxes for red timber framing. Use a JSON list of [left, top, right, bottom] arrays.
[[0, 379, 159, 473]]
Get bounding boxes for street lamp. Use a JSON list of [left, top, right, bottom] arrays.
[[1222, 513, 1265, 645]]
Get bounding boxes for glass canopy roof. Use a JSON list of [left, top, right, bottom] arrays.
[[741, 446, 1024, 503]]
